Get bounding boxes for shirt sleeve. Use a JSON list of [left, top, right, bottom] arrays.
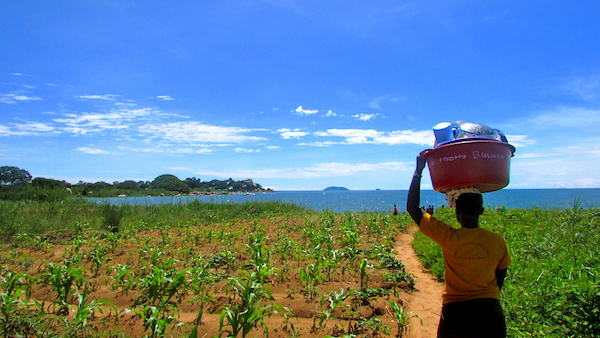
[[419, 213, 455, 246], [497, 236, 511, 270]]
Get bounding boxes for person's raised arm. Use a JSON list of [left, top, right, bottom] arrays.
[[407, 155, 427, 225]]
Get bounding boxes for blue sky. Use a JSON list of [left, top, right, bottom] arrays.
[[2, 1, 600, 190]]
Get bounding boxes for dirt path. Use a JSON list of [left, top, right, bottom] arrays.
[[394, 225, 444, 337]]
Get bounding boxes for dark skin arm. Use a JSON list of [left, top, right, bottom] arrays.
[[496, 268, 507, 290], [407, 155, 428, 225]]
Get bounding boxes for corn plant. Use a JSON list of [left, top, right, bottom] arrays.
[[246, 231, 269, 267], [105, 231, 123, 253], [110, 264, 136, 295], [14, 233, 52, 252], [317, 288, 350, 328], [354, 316, 390, 336], [131, 305, 177, 338], [135, 264, 187, 309], [41, 262, 86, 315], [187, 304, 204, 338], [274, 236, 298, 262], [350, 287, 387, 309], [67, 235, 87, 257], [388, 299, 420, 337], [321, 249, 342, 282], [300, 262, 324, 299], [218, 276, 280, 338], [89, 242, 109, 277], [383, 271, 416, 296], [359, 258, 371, 290], [188, 255, 218, 294], [208, 250, 237, 270], [63, 285, 117, 337], [0, 270, 40, 337]]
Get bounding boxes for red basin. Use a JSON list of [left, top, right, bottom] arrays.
[[421, 139, 516, 193]]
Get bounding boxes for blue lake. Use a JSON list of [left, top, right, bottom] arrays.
[[87, 189, 600, 212]]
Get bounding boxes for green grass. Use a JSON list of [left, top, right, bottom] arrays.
[[411, 205, 600, 337], [0, 198, 310, 242]]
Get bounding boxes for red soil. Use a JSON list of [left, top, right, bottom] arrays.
[[2, 217, 444, 337]]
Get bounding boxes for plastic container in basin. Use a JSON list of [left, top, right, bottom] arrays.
[[421, 139, 516, 193]]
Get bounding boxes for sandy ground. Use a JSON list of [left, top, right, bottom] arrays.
[[394, 225, 444, 337]]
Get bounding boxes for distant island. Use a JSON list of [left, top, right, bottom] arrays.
[[323, 186, 349, 191]]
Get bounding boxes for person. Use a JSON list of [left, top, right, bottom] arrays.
[[393, 204, 398, 215], [407, 155, 511, 338]]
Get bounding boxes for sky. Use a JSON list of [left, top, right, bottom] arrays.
[[2, 1, 600, 191]]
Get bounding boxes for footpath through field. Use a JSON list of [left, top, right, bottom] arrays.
[[394, 224, 444, 337]]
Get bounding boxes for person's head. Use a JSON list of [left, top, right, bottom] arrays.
[[455, 193, 484, 227]]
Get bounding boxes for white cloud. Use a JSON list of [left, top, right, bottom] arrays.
[[236, 148, 260, 153], [54, 112, 130, 134], [78, 94, 120, 101], [352, 113, 377, 121], [294, 106, 319, 115], [576, 178, 600, 187], [314, 129, 382, 144], [313, 128, 433, 145], [169, 148, 212, 154], [373, 130, 433, 145], [324, 110, 337, 117], [277, 128, 309, 139], [298, 141, 339, 147], [0, 93, 42, 104], [504, 135, 534, 148], [516, 153, 554, 159], [77, 147, 109, 155], [0, 125, 12, 136], [156, 95, 175, 101], [139, 122, 267, 144], [53, 108, 156, 135], [15, 122, 55, 133], [0, 122, 57, 136]]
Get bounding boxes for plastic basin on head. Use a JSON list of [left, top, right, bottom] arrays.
[[421, 139, 516, 193]]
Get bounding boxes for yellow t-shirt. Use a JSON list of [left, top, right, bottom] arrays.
[[419, 213, 511, 305]]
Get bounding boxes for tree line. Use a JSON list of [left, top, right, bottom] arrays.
[[0, 166, 271, 201]]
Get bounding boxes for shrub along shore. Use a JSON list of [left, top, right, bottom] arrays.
[[0, 199, 598, 337]]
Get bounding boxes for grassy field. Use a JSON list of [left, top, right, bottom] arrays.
[[412, 204, 600, 337], [0, 199, 416, 337], [2, 199, 599, 337]]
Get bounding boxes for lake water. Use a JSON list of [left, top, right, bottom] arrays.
[[87, 189, 600, 212]]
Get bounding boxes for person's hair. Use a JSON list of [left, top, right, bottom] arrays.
[[456, 193, 484, 215]]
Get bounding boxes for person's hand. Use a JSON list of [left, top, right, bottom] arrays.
[[416, 155, 427, 174], [421, 205, 434, 215]]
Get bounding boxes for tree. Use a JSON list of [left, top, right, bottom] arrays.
[[32, 177, 70, 189], [185, 177, 203, 189], [152, 174, 190, 193], [0, 166, 32, 185], [116, 180, 140, 190]]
